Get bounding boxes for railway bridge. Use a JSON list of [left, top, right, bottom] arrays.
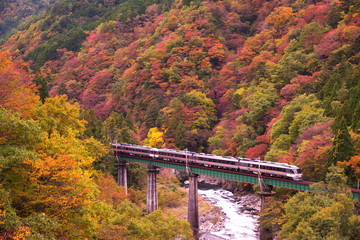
[[113, 144, 360, 239]]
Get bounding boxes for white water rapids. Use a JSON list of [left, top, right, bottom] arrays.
[[198, 188, 259, 240]]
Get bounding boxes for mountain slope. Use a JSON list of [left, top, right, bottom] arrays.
[[2, 0, 360, 182], [0, 0, 62, 41]]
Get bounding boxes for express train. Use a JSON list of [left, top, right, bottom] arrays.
[[111, 143, 303, 181]]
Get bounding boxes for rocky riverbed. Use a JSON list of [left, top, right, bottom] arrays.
[[197, 175, 262, 215], [198, 188, 260, 240], [189, 175, 261, 239]]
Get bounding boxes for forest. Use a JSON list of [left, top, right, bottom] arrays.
[[1, 0, 360, 239]]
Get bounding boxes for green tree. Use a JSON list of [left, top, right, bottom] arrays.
[[330, 116, 354, 165], [349, 81, 360, 132], [327, 2, 343, 28], [174, 121, 187, 149], [102, 111, 136, 144], [280, 166, 358, 240], [145, 99, 162, 129], [80, 109, 103, 140], [265, 134, 291, 162], [288, 105, 328, 142], [33, 76, 50, 103], [97, 201, 192, 240], [267, 94, 327, 161], [162, 98, 186, 141], [271, 94, 322, 140], [232, 123, 257, 157], [238, 81, 279, 126]]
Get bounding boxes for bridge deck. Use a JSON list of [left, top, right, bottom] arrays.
[[118, 156, 360, 199]]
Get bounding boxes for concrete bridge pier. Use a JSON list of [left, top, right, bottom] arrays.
[[188, 173, 199, 240], [117, 161, 128, 195], [146, 165, 159, 214], [259, 184, 274, 209], [258, 184, 275, 240]]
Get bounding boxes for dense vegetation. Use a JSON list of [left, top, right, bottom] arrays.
[[0, 51, 193, 239], [1, 0, 360, 239], [260, 166, 360, 240], [0, 0, 62, 41]]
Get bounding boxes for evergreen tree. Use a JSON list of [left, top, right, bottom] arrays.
[[80, 109, 103, 140], [102, 111, 136, 144], [145, 99, 162, 129], [33, 76, 49, 103], [174, 121, 186, 149], [351, 104, 360, 132], [349, 83, 360, 132], [329, 116, 354, 165]]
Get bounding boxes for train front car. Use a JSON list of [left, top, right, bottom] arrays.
[[236, 158, 303, 181], [265, 162, 303, 181], [289, 166, 303, 181]]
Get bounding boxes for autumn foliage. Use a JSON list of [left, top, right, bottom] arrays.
[[0, 51, 38, 117], [1, 0, 360, 238]]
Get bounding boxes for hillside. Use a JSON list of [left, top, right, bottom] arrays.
[[1, 0, 360, 239], [0, 0, 62, 41], [2, 0, 360, 180], [4, 0, 358, 180]]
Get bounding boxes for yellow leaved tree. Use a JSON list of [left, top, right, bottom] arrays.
[[143, 127, 165, 148]]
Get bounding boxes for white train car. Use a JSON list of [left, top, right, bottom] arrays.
[[112, 143, 303, 181]]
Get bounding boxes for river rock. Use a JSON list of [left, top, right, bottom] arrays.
[[199, 206, 225, 232], [234, 192, 261, 214]]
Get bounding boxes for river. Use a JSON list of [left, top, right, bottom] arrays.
[[198, 188, 259, 240]]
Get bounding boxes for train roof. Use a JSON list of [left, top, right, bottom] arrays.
[[112, 143, 300, 168], [238, 158, 299, 169]]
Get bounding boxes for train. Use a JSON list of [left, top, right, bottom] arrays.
[[111, 143, 303, 181]]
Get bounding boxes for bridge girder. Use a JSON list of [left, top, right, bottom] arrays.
[[118, 156, 360, 199]]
